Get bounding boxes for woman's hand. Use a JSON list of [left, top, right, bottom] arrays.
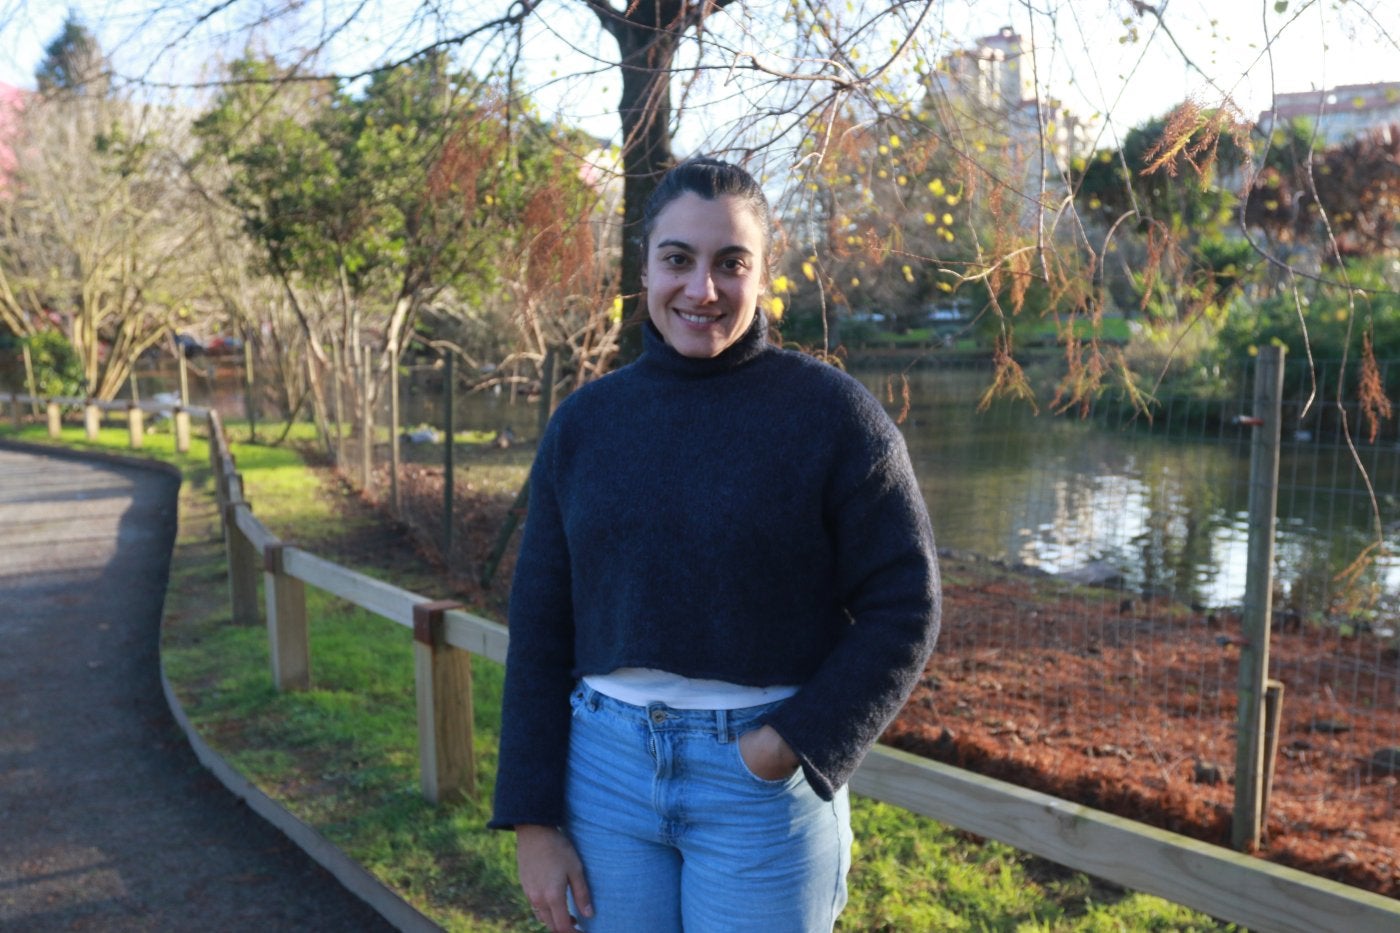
[[739, 724, 801, 781], [515, 824, 593, 932]]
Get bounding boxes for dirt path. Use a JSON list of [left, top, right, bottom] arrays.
[[0, 443, 396, 932]]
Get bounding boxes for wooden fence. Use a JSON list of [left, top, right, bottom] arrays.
[[5, 390, 1399, 933]]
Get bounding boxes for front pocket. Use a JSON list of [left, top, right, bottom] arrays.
[[733, 732, 801, 786]]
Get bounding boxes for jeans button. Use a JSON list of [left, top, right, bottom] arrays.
[[650, 709, 667, 724]]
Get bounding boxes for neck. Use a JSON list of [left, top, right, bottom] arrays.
[[638, 313, 769, 378]]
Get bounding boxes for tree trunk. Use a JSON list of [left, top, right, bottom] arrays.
[[598, 6, 681, 361], [616, 38, 676, 359]]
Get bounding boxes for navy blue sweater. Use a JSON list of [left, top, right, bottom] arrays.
[[489, 315, 940, 829]]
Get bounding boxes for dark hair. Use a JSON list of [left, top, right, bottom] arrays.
[[640, 157, 772, 256]]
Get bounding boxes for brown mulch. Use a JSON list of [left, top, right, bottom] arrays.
[[328, 453, 1400, 900], [887, 552, 1400, 898]]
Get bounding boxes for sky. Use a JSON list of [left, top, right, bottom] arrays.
[[1, 0, 1396, 148]]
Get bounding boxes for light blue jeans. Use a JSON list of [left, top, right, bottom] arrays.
[[563, 683, 851, 932]]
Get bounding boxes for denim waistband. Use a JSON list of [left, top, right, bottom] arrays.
[[573, 681, 785, 743]]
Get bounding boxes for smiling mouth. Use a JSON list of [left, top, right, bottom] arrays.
[[676, 310, 722, 325]]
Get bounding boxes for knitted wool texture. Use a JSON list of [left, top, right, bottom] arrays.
[[490, 315, 940, 829]]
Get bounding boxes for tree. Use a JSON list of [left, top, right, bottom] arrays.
[[11, 0, 1397, 412], [0, 23, 207, 400], [1245, 121, 1400, 259], [194, 52, 618, 450], [35, 13, 109, 96]]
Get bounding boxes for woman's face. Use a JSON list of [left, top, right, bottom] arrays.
[[642, 192, 766, 359]]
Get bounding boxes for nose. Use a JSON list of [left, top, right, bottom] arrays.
[[684, 267, 718, 303]]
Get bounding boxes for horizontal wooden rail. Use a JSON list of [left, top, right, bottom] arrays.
[[233, 505, 279, 554], [280, 548, 422, 630], [852, 745, 1400, 933], [441, 608, 509, 665]]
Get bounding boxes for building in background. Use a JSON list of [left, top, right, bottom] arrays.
[[926, 27, 1095, 200], [1257, 81, 1400, 144]]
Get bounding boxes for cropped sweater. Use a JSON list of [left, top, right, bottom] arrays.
[[489, 315, 941, 829]]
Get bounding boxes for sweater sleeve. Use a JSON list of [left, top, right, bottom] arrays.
[[762, 431, 941, 800], [489, 426, 577, 830]]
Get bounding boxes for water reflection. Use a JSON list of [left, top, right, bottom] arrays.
[[854, 364, 1400, 614]]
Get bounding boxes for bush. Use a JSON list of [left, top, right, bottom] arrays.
[[25, 330, 85, 397]]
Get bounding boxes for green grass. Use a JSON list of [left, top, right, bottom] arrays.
[[1, 411, 1234, 931]]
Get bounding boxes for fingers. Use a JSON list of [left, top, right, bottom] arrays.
[[529, 897, 576, 933], [568, 863, 594, 922], [517, 824, 592, 931]]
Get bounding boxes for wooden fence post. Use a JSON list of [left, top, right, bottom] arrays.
[[8, 393, 19, 429], [23, 345, 40, 415], [413, 600, 474, 804], [174, 406, 191, 454], [264, 543, 310, 691], [443, 352, 455, 561], [361, 344, 373, 493], [84, 402, 100, 440], [178, 351, 190, 413], [1232, 345, 1285, 851], [127, 405, 144, 449], [47, 401, 61, 438], [225, 500, 260, 627], [389, 339, 401, 516]]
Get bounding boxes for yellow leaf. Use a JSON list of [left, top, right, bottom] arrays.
[[802, 261, 816, 281], [927, 178, 946, 196], [609, 296, 623, 323], [898, 175, 908, 186], [945, 194, 959, 205], [889, 134, 901, 149], [942, 213, 953, 225], [851, 277, 861, 287], [772, 274, 792, 294], [902, 264, 915, 283], [878, 145, 890, 155], [768, 296, 785, 319], [937, 281, 953, 292], [924, 212, 936, 225]]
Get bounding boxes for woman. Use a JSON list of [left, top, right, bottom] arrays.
[[490, 157, 940, 932]]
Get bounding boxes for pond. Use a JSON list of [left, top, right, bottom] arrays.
[[853, 362, 1400, 623], [139, 357, 1400, 621]]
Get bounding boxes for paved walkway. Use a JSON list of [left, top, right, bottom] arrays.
[[0, 443, 395, 932]]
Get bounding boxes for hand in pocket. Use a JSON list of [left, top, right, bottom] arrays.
[[738, 725, 800, 781]]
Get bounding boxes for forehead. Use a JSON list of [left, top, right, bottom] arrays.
[[649, 193, 767, 251]]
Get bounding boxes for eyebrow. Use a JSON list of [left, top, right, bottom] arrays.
[[655, 238, 755, 257]]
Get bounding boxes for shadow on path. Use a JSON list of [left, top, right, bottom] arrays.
[[0, 443, 396, 932]]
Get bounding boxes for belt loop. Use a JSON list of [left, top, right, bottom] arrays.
[[716, 708, 730, 744]]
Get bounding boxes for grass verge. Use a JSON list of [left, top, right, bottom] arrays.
[[0, 415, 1234, 931]]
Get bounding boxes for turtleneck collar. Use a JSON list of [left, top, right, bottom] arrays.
[[637, 312, 770, 378]]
